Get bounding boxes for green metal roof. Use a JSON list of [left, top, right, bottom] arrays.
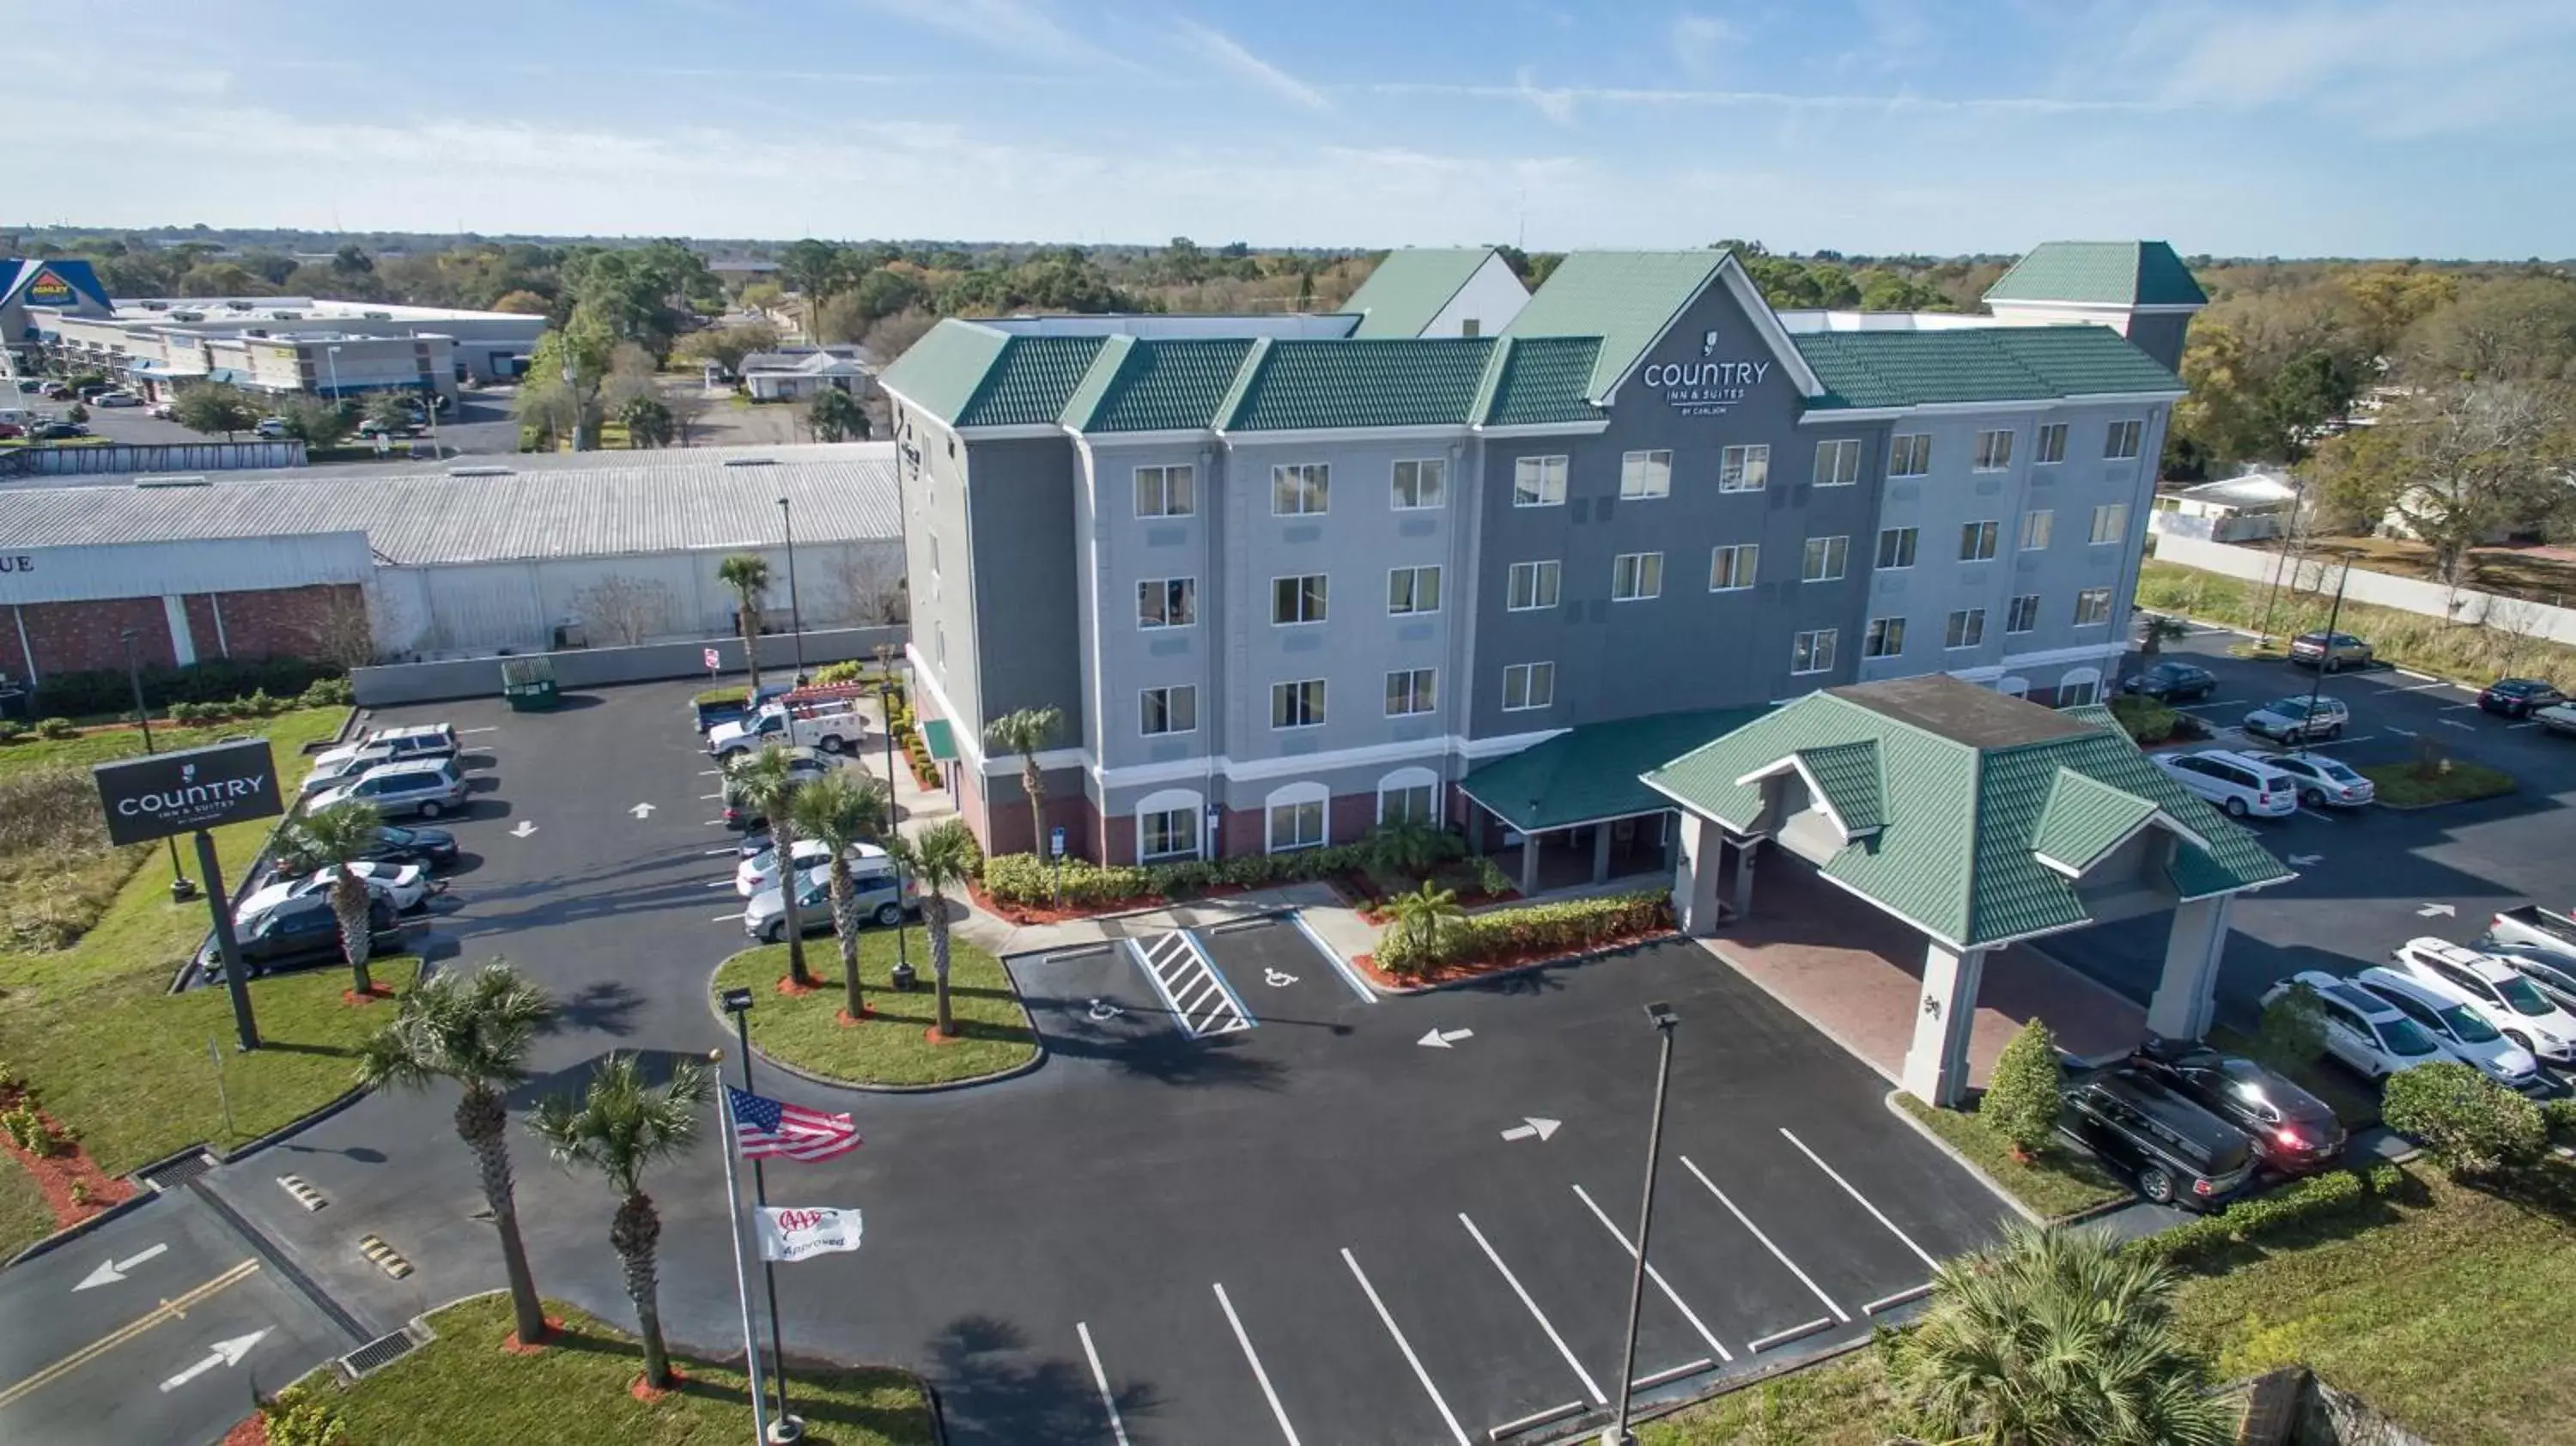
[[1219, 337, 1496, 432], [1984, 241, 2208, 308], [1796, 740, 1885, 835], [1476, 336, 1609, 427], [1644, 677, 2288, 948], [1345, 248, 1498, 338], [1458, 706, 1773, 833], [1504, 251, 1725, 403], [1060, 336, 1257, 433], [955, 334, 1107, 428], [1793, 325, 2182, 410], [877, 319, 1009, 423]]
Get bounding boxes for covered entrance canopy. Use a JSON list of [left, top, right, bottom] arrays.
[[1645, 675, 2292, 1104], [1458, 707, 1768, 896]]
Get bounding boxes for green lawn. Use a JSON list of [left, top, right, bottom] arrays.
[[0, 710, 343, 777], [2360, 759, 2517, 808], [711, 931, 1037, 1087], [1640, 1352, 1888, 1446], [0, 1154, 51, 1263], [1891, 1093, 2131, 1218], [313, 1294, 933, 1446]]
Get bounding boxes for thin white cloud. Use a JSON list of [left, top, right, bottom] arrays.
[[1368, 80, 2165, 117], [1173, 19, 1331, 112], [1511, 68, 1582, 125], [849, 0, 1125, 69], [2133, 0, 2576, 136], [1671, 13, 1739, 77]]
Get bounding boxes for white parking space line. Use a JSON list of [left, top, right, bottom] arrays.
[[1341, 1249, 1472, 1446], [2172, 698, 2248, 710], [1126, 931, 1254, 1036], [701, 793, 726, 800], [1457, 1213, 1607, 1406], [2395, 668, 2437, 682], [459, 726, 498, 735], [704, 847, 738, 856], [2296, 808, 2339, 823], [1285, 910, 1380, 1003], [1567, 1185, 1734, 1362], [2297, 733, 2379, 750], [1777, 1129, 1937, 1270], [711, 911, 744, 922], [1212, 1283, 1303, 1446], [1075, 1322, 1131, 1446], [707, 878, 737, 888], [2513, 721, 2543, 730], [2383, 680, 2458, 694], [1628, 1358, 1716, 1392], [1675, 1156, 1846, 1323], [700, 769, 723, 776]]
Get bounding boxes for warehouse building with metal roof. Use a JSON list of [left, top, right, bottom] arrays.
[[0, 443, 903, 680]]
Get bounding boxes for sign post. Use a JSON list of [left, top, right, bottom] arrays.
[[93, 739, 283, 1051], [1048, 825, 1066, 902]]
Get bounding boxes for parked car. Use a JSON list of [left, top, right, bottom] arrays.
[[41, 385, 72, 401], [2536, 702, 2576, 738], [307, 757, 470, 820], [2288, 631, 2373, 671], [2121, 661, 2219, 702], [197, 894, 404, 982], [736, 839, 891, 897], [313, 723, 459, 774], [2242, 695, 2349, 744], [2126, 1037, 2345, 1176], [742, 863, 919, 943], [2353, 967, 2546, 1092], [2263, 971, 2450, 1080], [2486, 904, 2576, 967], [720, 747, 835, 829], [2483, 945, 2576, 1016], [236, 861, 436, 928], [2154, 749, 2299, 818], [91, 390, 140, 407], [276, 823, 458, 873], [32, 421, 85, 440], [2257, 750, 2376, 809], [0, 422, 21, 440], [2059, 1069, 2256, 1210], [252, 416, 289, 438], [2478, 677, 2567, 719], [2388, 937, 2576, 1065], [147, 401, 172, 419], [708, 697, 865, 758]]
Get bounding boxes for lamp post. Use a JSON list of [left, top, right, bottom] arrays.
[[878, 675, 916, 992], [777, 496, 806, 680], [720, 987, 805, 1444], [1604, 1000, 1680, 1446], [324, 344, 342, 402], [120, 629, 194, 901]]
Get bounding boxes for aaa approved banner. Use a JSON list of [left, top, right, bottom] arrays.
[[756, 1206, 863, 1262]]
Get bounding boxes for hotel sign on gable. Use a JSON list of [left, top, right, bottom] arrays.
[[22, 268, 76, 307], [1639, 330, 1772, 417]]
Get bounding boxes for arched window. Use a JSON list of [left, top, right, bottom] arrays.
[[1136, 787, 1204, 862], [1996, 676, 2030, 699], [1376, 766, 1440, 826], [1264, 781, 1329, 854], [2057, 666, 2102, 708]]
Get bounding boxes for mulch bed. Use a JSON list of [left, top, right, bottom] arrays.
[[501, 1315, 568, 1355], [0, 1083, 135, 1233], [1353, 925, 1680, 991], [1334, 871, 1519, 925], [220, 1415, 269, 1446]]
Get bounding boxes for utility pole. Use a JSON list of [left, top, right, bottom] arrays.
[[1604, 1001, 1680, 1446]]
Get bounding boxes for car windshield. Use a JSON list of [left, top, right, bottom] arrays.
[[2497, 975, 2555, 1016], [2440, 1003, 2502, 1042], [380, 826, 416, 845], [2269, 699, 2309, 716], [2316, 759, 2362, 783], [2379, 1018, 2442, 1056]]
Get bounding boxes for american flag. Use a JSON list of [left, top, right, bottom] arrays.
[[726, 1085, 862, 1162]]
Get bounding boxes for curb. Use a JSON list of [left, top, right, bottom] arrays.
[[0, 1189, 157, 1268], [2365, 787, 2518, 812], [1880, 1091, 2050, 1226], [702, 951, 1048, 1096], [1363, 930, 1683, 997]]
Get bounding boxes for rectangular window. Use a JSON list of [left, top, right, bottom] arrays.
[[1134, 464, 1195, 518], [1502, 661, 1556, 711], [2035, 422, 2069, 465], [1388, 565, 1442, 615], [1513, 454, 1568, 507], [1801, 534, 1849, 582], [1889, 433, 1931, 477], [1972, 428, 2014, 471], [1945, 608, 1987, 650], [1392, 459, 1444, 510], [1619, 450, 1672, 500], [1272, 462, 1330, 515], [1267, 798, 1325, 853], [1271, 678, 1327, 729], [1875, 526, 1917, 570], [1959, 519, 1999, 562], [927, 532, 940, 580], [1709, 543, 1759, 592], [2007, 593, 2041, 635], [2020, 509, 2053, 550], [1139, 685, 1197, 736], [1385, 668, 1437, 716], [1611, 551, 1664, 601], [1272, 574, 1328, 625], [1137, 577, 1196, 629], [1791, 629, 1838, 676], [1814, 438, 1862, 487], [1380, 783, 1435, 825], [2074, 587, 2114, 626], [2090, 502, 2129, 545], [2105, 419, 2143, 459], [1719, 444, 1771, 493], [1863, 617, 1906, 659], [1140, 807, 1198, 861], [1506, 560, 1560, 611]]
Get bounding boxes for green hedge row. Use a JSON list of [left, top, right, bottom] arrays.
[[2131, 1160, 2405, 1268], [1376, 890, 1672, 978], [30, 657, 343, 718], [981, 840, 1377, 908]]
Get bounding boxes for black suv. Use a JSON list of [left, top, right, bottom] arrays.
[[197, 894, 404, 982], [2059, 1068, 2256, 1210], [2126, 1037, 2345, 1176]]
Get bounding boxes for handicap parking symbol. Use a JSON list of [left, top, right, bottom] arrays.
[[1085, 998, 1123, 1022], [1263, 968, 1298, 988]]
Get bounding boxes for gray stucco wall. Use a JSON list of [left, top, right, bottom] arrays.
[[897, 412, 982, 734], [964, 436, 1088, 747], [349, 625, 908, 706]]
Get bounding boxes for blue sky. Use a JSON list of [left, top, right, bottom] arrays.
[[9, 0, 2572, 258]]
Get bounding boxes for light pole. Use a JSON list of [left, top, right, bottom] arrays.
[[878, 676, 916, 993], [2304, 555, 2351, 737], [1605, 1000, 1680, 1446], [120, 629, 194, 902], [324, 344, 342, 402], [776, 497, 806, 680], [721, 987, 805, 1444]]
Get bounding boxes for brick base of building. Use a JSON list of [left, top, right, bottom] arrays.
[[0, 583, 367, 681]]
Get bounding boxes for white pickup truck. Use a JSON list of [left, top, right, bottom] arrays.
[[707, 698, 864, 759], [2485, 904, 2576, 966]]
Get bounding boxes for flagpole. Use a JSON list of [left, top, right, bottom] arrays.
[[715, 1054, 770, 1445], [731, 1008, 802, 1443]]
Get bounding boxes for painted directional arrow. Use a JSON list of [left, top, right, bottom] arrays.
[[1417, 1028, 1474, 1048], [630, 802, 656, 819], [2287, 854, 2324, 867], [2388, 726, 2420, 738], [159, 1331, 265, 1393], [2440, 720, 2476, 731], [508, 821, 538, 839], [71, 1242, 167, 1291], [1499, 1117, 1561, 1143], [2418, 902, 2458, 918]]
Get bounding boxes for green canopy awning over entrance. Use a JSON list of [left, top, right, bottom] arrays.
[[918, 719, 958, 762], [1458, 706, 1772, 834]]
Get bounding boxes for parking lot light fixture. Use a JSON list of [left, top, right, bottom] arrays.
[[1605, 1001, 1680, 1446], [120, 628, 195, 902], [777, 497, 806, 678]]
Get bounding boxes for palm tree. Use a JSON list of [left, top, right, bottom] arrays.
[[888, 818, 980, 1036], [527, 1054, 712, 1392], [280, 799, 386, 998], [716, 553, 771, 692], [727, 744, 814, 987], [982, 706, 1062, 856], [2138, 613, 2191, 656], [1882, 1222, 2234, 1446], [1384, 880, 1464, 964], [790, 769, 891, 1019], [355, 962, 559, 1348]]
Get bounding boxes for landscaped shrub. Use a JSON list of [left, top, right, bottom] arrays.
[[258, 1384, 350, 1446], [810, 660, 867, 687], [298, 677, 355, 708], [30, 657, 340, 718], [2382, 1060, 2547, 1176], [34, 717, 76, 739], [980, 842, 1379, 909], [1470, 855, 1514, 897], [694, 685, 747, 708], [0, 720, 27, 744], [2135, 1161, 2406, 1268], [1982, 1018, 2064, 1159], [2107, 694, 2178, 745], [1375, 890, 1670, 978], [0, 1104, 71, 1157], [2543, 1097, 2576, 1147]]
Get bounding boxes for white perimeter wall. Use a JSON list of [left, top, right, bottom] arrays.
[[2154, 532, 2576, 646], [1424, 253, 1531, 337]]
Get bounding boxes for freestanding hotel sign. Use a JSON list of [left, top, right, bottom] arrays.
[[94, 739, 283, 1049], [1641, 331, 1772, 417]]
